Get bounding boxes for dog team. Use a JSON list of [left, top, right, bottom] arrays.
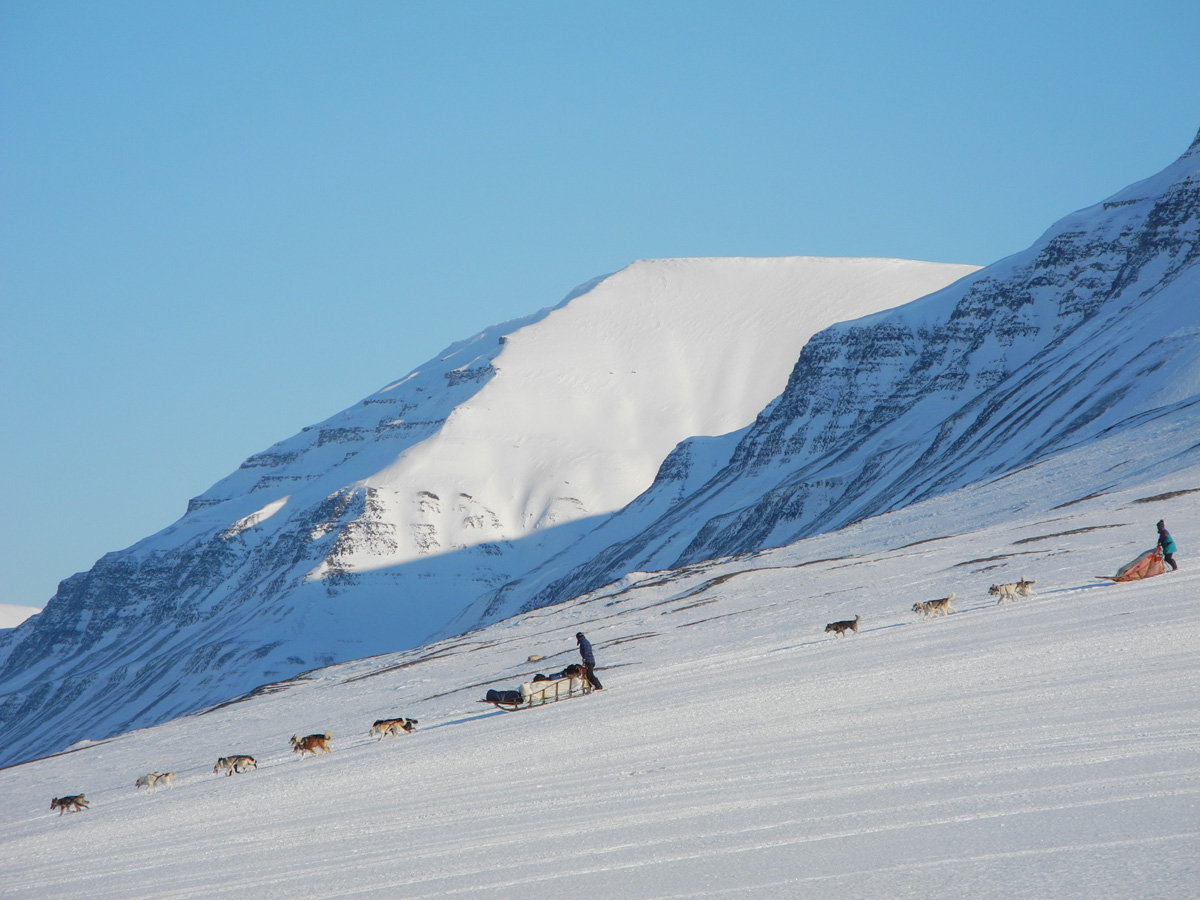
[[52, 634, 606, 811], [821, 519, 1179, 634], [51, 518, 1176, 814], [825, 576, 1039, 637], [50, 716, 417, 813], [46, 568, 1051, 812], [51, 575, 1045, 809]]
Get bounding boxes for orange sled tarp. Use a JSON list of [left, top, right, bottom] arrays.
[[1096, 547, 1165, 582]]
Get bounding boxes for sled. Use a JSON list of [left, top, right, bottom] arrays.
[[479, 675, 592, 711], [1095, 547, 1166, 583]]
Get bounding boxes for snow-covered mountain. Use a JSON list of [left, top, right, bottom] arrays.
[[2, 133, 1194, 772], [0, 257, 974, 768], [447, 133, 1199, 631]]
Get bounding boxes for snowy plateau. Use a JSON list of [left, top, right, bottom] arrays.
[[1, 133, 1197, 898]]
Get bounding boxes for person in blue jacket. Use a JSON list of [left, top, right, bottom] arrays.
[[576, 632, 603, 690], [1157, 520, 1178, 571]]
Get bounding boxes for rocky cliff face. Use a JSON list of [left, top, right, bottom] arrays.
[[459, 134, 1199, 624], [0, 257, 974, 767]]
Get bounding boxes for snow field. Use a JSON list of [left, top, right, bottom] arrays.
[[1, 423, 1196, 899]]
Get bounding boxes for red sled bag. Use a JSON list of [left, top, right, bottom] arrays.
[[1096, 547, 1166, 582]]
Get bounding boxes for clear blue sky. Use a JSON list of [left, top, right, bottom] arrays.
[[2, 1, 1196, 609]]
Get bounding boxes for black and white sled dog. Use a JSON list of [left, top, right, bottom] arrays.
[[214, 755, 257, 776], [135, 771, 176, 791], [370, 717, 418, 739], [989, 578, 1036, 604], [913, 593, 956, 617]]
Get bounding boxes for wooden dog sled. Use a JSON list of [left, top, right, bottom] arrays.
[[480, 674, 592, 711]]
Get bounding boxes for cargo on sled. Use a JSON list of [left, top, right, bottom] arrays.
[[480, 665, 593, 711], [1096, 546, 1166, 583]]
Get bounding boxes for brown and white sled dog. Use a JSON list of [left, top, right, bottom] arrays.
[[913, 593, 956, 617], [51, 795, 89, 815], [370, 718, 418, 740], [989, 577, 1036, 604], [135, 771, 177, 791], [214, 755, 257, 776], [290, 732, 332, 756], [825, 615, 860, 636]]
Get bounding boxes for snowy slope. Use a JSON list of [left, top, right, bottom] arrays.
[[0, 257, 974, 768], [458, 134, 1199, 629], [1, 413, 1195, 899]]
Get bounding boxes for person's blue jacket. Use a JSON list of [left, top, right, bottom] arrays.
[[1158, 527, 1177, 555], [576, 633, 595, 666]]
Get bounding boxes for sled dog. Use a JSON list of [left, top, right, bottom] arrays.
[[51, 795, 88, 815], [214, 755, 257, 776], [370, 717, 418, 739], [989, 578, 1036, 604], [825, 615, 860, 636], [290, 732, 332, 756], [913, 593, 956, 617], [136, 771, 176, 791]]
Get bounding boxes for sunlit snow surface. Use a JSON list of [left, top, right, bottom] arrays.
[[2, 408, 1195, 899], [0, 605, 39, 630]]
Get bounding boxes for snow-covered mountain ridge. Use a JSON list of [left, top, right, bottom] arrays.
[[2, 133, 1194, 771], [0, 257, 974, 768], [452, 133, 1199, 629]]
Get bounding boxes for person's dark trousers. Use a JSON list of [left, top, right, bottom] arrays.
[[585, 665, 603, 690], [1165, 553, 1178, 570]]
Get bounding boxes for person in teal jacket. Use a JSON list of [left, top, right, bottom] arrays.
[[1157, 520, 1178, 571]]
